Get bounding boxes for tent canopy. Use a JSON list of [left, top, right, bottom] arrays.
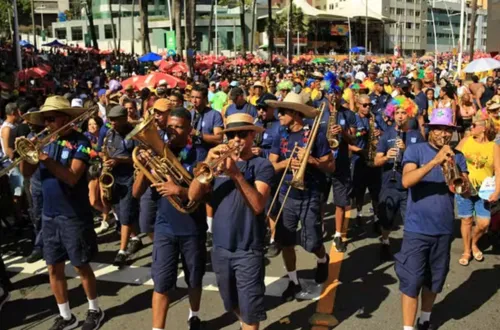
[[336, 0, 395, 23], [259, 0, 345, 21], [42, 40, 66, 48]]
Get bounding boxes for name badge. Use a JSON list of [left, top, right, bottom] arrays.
[[411, 137, 417, 143], [263, 133, 268, 140], [340, 119, 346, 125], [61, 149, 70, 160]]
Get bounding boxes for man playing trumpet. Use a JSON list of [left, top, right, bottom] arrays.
[[188, 113, 274, 330]]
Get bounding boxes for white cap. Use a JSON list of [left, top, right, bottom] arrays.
[[71, 98, 83, 108], [158, 79, 168, 86], [355, 71, 366, 81]]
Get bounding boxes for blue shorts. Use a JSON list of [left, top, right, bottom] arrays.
[[275, 194, 323, 253], [139, 187, 158, 234], [378, 187, 407, 230], [331, 174, 352, 207], [352, 160, 381, 203], [211, 246, 266, 325], [394, 231, 452, 298], [42, 214, 98, 267], [151, 233, 206, 293], [8, 166, 24, 197], [112, 176, 139, 226], [455, 194, 491, 220]]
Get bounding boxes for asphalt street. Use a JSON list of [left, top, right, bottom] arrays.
[[2, 200, 500, 330]]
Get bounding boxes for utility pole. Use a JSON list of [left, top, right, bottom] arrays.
[[364, 0, 368, 50], [13, 0, 22, 70], [31, 0, 37, 49]]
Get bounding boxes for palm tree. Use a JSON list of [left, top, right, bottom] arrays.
[[85, 0, 99, 49], [185, 0, 195, 77], [174, 0, 182, 57], [118, 0, 122, 54], [250, 0, 257, 52], [108, 0, 117, 54], [208, 0, 215, 53], [267, 0, 273, 63], [139, 0, 151, 53], [131, 0, 135, 54], [239, 0, 247, 54], [468, 0, 478, 56]]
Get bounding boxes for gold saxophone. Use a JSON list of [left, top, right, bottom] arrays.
[[326, 102, 339, 149], [99, 135, 115, 202], [366, 115, 378, 167], [127, 115, 199, 214]]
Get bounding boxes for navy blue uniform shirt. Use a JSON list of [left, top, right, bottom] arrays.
[[40, 130, 92, 219], [211, 156, 274, 251], [255, 118, 280, 158], [190, 107, 224, 160], [225, 102, 258, 119], [369, 92, 392, 115], [104, 126, 139, 181], [353, 113, 385, 164], [334, 107, 356, 176]]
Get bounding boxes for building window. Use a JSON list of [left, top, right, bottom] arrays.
[[55, 28, 67, 40], [104, 24, 117, 39], [427, 32, 432, 37], [407, 36, 413, 43], [227, 31, 234, 50], [71, 27, 83, 41], [396, 8, 404, 15], [406, 22, 412, 29], [415, 23, 420, 29], [415, 11, 420, 17], [415, 36, 419, 43], [390, 7, 395, 14], [408, 9, 414, 16]]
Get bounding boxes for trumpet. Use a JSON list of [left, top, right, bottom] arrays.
[[0, 107, 98, 178], [442, 156, 465, 194], [193, 141, 243, 184]]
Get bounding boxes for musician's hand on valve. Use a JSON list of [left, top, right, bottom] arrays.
[[395, 139, 406, 150], [291, 158, 301, 171], [207, 144, 227, 164], [432, 145, 454, 167], [152, 176, 180, 197], [386, 148, 399, 159], [374, 129, 381, 137], [330, 125, 342, 135]]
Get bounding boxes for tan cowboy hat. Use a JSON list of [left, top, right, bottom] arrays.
[[23, 96, 87, 126], [265, 92, 318, 118], [253, 81, 265, 89], [221, 113, 264, 134]]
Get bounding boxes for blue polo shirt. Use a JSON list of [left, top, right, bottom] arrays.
[[369, 92, 392, 115], [255, 118, 280, 158], [154, 145, 207, 236], [270, 127, 330, 199], [40, 130, 92, 219], [334, 107, 357, 176], [211, 156, 274, 251], [97, 123, 110, 152], [225, 102, 258, 119], [104, 126, 138, 181], [190, 107, 224, 160], [376, 127, 425, 189], [402, 143, 467, 236]]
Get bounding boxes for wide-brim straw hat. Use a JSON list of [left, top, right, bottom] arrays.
[[221, 113, 264, 134], [265, 92, 318, 119], [23, 96, 87, 126]]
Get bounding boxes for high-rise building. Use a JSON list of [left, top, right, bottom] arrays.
[[486, 0, 500, 51]]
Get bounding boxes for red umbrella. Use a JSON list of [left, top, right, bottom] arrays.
[[0, 81, 10, 90], [158, 60, 176, 72], [18, 67, 49, 80], [251, 57, 264, 65], [121, 75, 144, 90], [169, 62, 189, 74], [137, 72, 186, 89], [229, 58, 248, 66]]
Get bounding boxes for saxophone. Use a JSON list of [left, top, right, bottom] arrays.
[[366, 115, 378, 167], [99, 136, 115, 202], [326, 102, 339, 149]]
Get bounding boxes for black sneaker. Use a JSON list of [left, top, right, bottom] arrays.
[[333, 236, 347, 253], [82, 308, 105, 330], [113, 252, 129, 268], [380, 241, 393, 261], [417, 318, 434, 330], [48, 314, 78, 330], [281, 281, 302, 302], [206, 233, 213, 248], [315, 254, 330, 284], [265, 241, 281, 258], [126, 239, 143, 255], [26, 249, 43, 263], [0, 288, 10, 311], [353, 215, 363, 228], [188, 316, 201, 330]]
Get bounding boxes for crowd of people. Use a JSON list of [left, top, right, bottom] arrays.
[[0, 49, 500, 330]]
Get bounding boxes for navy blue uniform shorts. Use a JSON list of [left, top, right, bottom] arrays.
[[211, 246, 266, 325], [112, 176, 139, 226], [377, 186, 407, 230], [394, 231, 452, 298], [275, 194, 323, 253], [42, 214, 98, 267], [139, 187, 157, 234], [331, 173, 352, 208], [351, 160, 381, 203], [151, 233, 206, 293]]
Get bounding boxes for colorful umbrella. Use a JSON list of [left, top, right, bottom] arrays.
[[139, 52, 163, 62], [18, 67, 49, 80]]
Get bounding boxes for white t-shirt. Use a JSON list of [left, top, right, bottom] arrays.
[[0, 121, 16, 164]]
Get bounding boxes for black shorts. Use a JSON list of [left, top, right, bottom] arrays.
[[151, 233, 206, 293], [352, 160, 381, 203], [331, 174, 352, 207], [112, 176, 139, 226], [377, 187, 407, 230]]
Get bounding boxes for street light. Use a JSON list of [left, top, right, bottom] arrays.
[[423, 18, 438, 69], [36, 5, 46, 32]]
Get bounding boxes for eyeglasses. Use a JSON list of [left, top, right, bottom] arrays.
[[360, 103, 371, 108], [226, 130, 251, 139]]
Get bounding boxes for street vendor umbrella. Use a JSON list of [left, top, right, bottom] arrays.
[[139, 52, 162, 62], [42, 40, 66, 48], [19, 40, 34, 48], [18, 67, 49, 80], [350, 46, 365, 53], [312, 57, 327, 64], [137, 72, 186, 89], [464, 58, 500, 73]]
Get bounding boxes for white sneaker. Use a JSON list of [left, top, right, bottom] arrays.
[[95, 220, 110, 234]]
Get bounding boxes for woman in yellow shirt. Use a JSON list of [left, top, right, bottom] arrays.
[[455, 110, 496, 265]]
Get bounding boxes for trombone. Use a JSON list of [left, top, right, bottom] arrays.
[[267, 103, 326, 226], [0, 107, 98, 178]]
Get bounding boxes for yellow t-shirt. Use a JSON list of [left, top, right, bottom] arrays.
[[342, 88, 353, 105], [363, 79, 375, 94], [384, 84, 393, 95], [249, 95, 259, 106], [461, 136, 495, 188]]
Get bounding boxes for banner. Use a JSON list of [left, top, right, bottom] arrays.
[[166, 31, 176, 52], [330, 24, 349, 36]]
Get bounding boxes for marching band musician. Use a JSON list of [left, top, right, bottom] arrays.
[[267, 93, 335, 301], [329, 89, 357, 252], [104, 105, 143, 267], [373, 97, 424, 261], [20, 96, 104, 330], [188, 113, 273, 330], [397, 107, 468, 330], [133, 108, 207, 330], [224, 87, 259, 120], [254, 93, 281, 158]]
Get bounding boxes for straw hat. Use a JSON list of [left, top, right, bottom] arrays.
[[23, 96, 87, 126], [265, 92, 318, 118], [221, 113, 264, 134], [253, 81, 265, 89]]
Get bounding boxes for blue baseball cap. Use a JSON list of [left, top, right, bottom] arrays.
[[97, 89, 107, 97]]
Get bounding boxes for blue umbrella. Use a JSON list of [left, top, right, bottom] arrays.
[[350, 46, 366, 53], [42, 40, 66, 48], [19, 40, 34, 48], [139, 52, 162, 62]]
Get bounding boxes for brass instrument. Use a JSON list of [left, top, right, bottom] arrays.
[[442, 157, 465, 194], [127, 115, 199, 213], [193, 141, 243, 184], [366, 115, 378, 167], [0, 107, 98, 178], [99, 135, 114, 202], [267, 103, 325, 224], [326, 102, 339, 149], [390, 123, 403, 182]]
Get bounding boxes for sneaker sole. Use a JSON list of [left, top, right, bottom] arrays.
[[62, 317, 78, 330], [88, 310, 105, 330], [0, 292, 11, 311]]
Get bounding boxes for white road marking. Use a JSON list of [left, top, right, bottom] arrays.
[[3, 254, 321, 298]]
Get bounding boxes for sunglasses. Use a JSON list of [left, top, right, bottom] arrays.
[[44, 116, 59, 123], [278, 108, 293, 116], [226, 130, 251, 139], [360, 103, 371, 108]]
